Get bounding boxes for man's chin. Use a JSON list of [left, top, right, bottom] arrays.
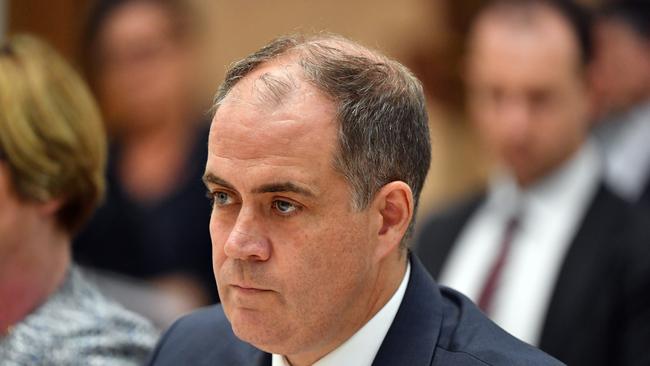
[[229, 316, 295, 355]]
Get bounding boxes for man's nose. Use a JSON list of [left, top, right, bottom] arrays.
[[223, 210, 271, 262], [501, 97, 531, 143]]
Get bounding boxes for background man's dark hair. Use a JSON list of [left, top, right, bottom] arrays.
[[473, 0, 594, 66], [213, 34, 432, 247], [598, 0, 650, 40]]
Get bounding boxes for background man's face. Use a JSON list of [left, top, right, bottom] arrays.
[[204, 62, 379, 357], [466, 10, 591, 186], [592, 19, 650, 116]]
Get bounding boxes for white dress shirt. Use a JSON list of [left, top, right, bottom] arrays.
[[595, 102, 650, 201], [272, 262, 411, 366], [439, 141, 601, 345]]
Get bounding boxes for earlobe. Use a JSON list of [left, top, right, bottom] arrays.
[[38, 197, 64, 217], [374, 181, 413, 259]]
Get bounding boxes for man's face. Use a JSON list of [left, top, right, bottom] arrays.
[[592, 19, 650, 115], [204, 62, 379, 357], [98, 2, 193, 133], [466, 12, 591, 186]]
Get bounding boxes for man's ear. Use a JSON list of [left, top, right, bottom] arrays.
[[372, 181, 414, 260], [37, 197, 64, 218]]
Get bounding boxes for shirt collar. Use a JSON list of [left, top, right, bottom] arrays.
[[272, 262, 411, 366]]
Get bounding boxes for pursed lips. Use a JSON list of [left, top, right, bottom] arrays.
[[230, 283, 272, 294]]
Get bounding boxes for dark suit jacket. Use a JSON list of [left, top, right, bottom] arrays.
[[148, 255, 562, 365], [415, 184, 650, 366]]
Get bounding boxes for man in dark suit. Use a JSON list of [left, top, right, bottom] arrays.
[[147, 34, 561, 365], [591, 1, 650, 211], [415, 1, 650, 365]]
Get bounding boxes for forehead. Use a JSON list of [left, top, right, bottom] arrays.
[[208, 60, 338, 176], [468, 8, 581, 84], [101, 2, 171, 45]]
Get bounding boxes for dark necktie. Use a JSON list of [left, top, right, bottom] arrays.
[[477, 216, 520, 314]]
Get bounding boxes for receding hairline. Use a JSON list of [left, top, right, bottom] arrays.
[[212, 34, 389, 113], [217, 56, 305, 110]]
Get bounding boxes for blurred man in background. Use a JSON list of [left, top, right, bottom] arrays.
[[0, 34, 157, 364], [74, 0, 215, 328], [416, 1, 650, 365], [591, 0, 650, 208]]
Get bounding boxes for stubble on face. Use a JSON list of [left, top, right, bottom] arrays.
[[206, 60, 382, 362]]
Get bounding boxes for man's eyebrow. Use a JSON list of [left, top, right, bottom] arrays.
[[253, 182, 315, 197], [202, 173, 235, 190], [203, 173, 315, 198]]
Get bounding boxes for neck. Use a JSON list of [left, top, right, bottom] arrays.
[[286, 253, 408, 366], [0, 223, 70, 335]]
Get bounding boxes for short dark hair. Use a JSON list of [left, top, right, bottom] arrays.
[[213, 34, 432, 245], [474, 0, 594, 66], [599, 0, 650, 40]]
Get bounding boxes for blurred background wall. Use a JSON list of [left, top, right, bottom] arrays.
[[0, 0, 6, 39], [3, 0, 603, 232]]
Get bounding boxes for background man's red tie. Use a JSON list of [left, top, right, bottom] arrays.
[[477, 217, 520, 314]]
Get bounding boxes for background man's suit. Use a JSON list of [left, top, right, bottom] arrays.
[[148, 256, 562, 366], [415, 184, 650, 366]]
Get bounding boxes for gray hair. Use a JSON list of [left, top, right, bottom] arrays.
[[213, 34, 431, 245]]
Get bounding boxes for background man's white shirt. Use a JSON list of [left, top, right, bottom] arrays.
[[439, 141, 601, 345]]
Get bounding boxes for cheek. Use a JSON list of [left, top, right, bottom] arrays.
[[477, 121, 509, 155], [0, 200, 29, 257], [209, 211, 231, 267], [284, 214, 371, 298], [540, 106, 586, 152]]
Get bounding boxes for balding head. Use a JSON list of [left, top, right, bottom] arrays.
[[213, 34, 430, 243]]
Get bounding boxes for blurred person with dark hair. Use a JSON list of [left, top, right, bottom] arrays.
[[74, 0, 216, 326], [592, 0, 650, 207], [0, 34, 157, 364], [415, 1, 650, 365]]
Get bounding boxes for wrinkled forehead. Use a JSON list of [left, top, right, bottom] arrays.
[[209, 61, 338, 163], [220, 56, 312, 111]]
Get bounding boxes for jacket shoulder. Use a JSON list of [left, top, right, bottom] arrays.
[[434, 286, 564, 366]]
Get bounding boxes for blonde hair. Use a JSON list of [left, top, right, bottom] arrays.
[[0, 34, 107, 234]]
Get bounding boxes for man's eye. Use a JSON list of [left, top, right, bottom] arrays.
[[208, 191, 233, 207], [272, 200, 298, 215]]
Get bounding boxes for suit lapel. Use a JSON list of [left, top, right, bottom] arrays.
[[372, 255, 443, 366], [253, 352, 271, 366]]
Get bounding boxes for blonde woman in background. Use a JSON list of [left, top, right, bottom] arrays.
[[0, 34, 157, 364]]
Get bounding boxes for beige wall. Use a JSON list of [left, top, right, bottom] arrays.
[[0, 0, 6, 40], [195, 0, 443, 92], [8, 0, 490, 230]]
